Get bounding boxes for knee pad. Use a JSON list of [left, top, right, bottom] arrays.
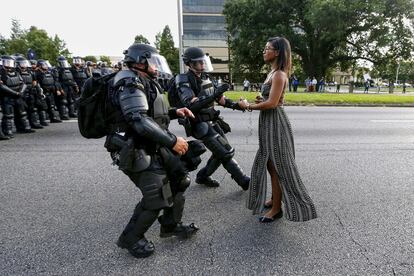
[[203, 133, 235, 161], [132, 171, 173, 210]]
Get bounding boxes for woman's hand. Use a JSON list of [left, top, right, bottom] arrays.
[[238, 98, 250, 110], [255, 95, 264, 104]]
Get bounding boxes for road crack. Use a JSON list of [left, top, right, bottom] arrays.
[[332, 209, 381, 270]]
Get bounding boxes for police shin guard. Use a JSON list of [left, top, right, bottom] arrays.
[[39, 111, 49, 126], [117, 202, 159, 250], [0, 112, 9, 140], [30, 112, 43, 129], [2, 114, 14, 137], [222, 158, 250, 191], [59, 105, 70, 120], [159, 192, 199, 239], [50, 110, 62, 123], [68, 104, 77, 118], [17, 114, 35, 133]]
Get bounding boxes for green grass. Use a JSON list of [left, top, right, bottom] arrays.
[[224, 91, 414, 105]]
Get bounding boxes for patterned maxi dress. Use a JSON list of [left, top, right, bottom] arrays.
[[247, 77, 317, 222]]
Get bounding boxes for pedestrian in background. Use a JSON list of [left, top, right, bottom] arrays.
[[243, 78, 250, 91]]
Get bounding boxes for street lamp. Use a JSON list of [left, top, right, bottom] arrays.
[[177, 0, 185, 73]]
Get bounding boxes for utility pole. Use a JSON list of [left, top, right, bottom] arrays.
[[177, 0, 185, 73]]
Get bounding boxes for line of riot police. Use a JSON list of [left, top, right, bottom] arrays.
[[0, 55, 121, 140]]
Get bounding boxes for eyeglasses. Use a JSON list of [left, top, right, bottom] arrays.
[[264, 46, 276, 51]]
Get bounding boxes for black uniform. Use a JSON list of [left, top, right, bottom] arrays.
[[0, 68, 34, 135], [175, 70, 250, 190], [54, 67, 78, 118], [18, 68, 44, 129], [35, 69, 62, 123], [70, 65, 88, 91], [104, 69, 199, 258]]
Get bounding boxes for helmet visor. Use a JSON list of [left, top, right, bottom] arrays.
[[59, 60, 70, 68], [191, 55, 213, 72], [73, 58, 83, 65], [2, 59, 15, 68], [18, 60, 30, 68], [40, 61, 51, 70], [147, 54, 172, 76]]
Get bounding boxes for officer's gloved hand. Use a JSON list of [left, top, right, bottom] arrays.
[[214, 83, 229, 98]]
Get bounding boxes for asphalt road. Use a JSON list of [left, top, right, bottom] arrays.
[[1, 106, 413, 276]]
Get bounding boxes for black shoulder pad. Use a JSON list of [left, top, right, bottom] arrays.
[[175, 74, 189, 86], [113, 70, 138, 86]]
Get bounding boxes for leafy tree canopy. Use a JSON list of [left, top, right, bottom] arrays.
[[224, 0, 414, 81], [0, 19, 71, 64]]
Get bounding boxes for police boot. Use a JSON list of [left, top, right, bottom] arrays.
[[0, 128, 9, 140], [29, 112, 43, 129], [117, 236, 155, 258], [59, 105, 70, 120], [17, 116, 35, 133], [50, 110, 62, 123], [2, 116, 14, 138], [39, 111, 49, 126], [195, 157, 221, 187], [68, 104, 77, 118], [223, 158, 250, 191], [160, 222, 199, 239]]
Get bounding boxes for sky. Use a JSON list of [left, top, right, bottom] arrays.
[[0, 0, 180, 57]]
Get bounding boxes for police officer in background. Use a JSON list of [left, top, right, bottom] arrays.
[[104, 43, 199, 258], [55, 56, 78, 118], [15, 56, 44, 129], [0, 55, 35, 136], [70, 57, 88, 90], [35, 60, 62, 123], [174, 47, 250, 190]]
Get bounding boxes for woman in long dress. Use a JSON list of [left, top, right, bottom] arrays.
[[239, 37, 317, 223]]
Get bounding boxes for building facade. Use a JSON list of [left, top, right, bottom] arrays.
[[182, 0, 229, 76]]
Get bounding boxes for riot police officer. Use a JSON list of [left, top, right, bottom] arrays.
[[174, 47, 250, 190], [35, 60, 62, 123], [70, 57, 88, 90], [55, 56, 78, 118], [104, 44, 199, 258], [15, 56, 44, 129], [0, 55, 35, 136]]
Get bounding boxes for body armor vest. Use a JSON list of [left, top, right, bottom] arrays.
[[151, 83, 170, 130], [59, 69, 74, 86], [20, 71, 33, 90], [4, 72, 22, 92], [72, 68, 87, 84], [38, 71, 55, 90]]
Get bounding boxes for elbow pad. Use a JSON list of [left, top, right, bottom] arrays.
[[176, 74, 194, 107]]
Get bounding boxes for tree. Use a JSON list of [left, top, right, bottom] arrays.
[[224, 0, 414, 80], [134, 34, 150, 44], [83, 55, 98, 63], [0, 20, 71, 64], [155, 25, 179, 74], [100, 55, 112, 65]]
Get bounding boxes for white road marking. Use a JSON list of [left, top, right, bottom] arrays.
[[371, 120, 414, 123]]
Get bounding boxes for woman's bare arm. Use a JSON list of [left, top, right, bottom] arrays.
[[249, 71, 286, 111]]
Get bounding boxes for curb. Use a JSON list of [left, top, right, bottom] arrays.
[[283, 103, 414, 107]]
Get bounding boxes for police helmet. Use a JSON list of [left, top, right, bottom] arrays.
[[123, 43, 172, 76], [182, 47, 213, 72], [56, 56, 71, 68], [37, 59, 52, 70], [1, 55, 16, 69], [15, 56, 30, 70], [72, 56, 83, 66]]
